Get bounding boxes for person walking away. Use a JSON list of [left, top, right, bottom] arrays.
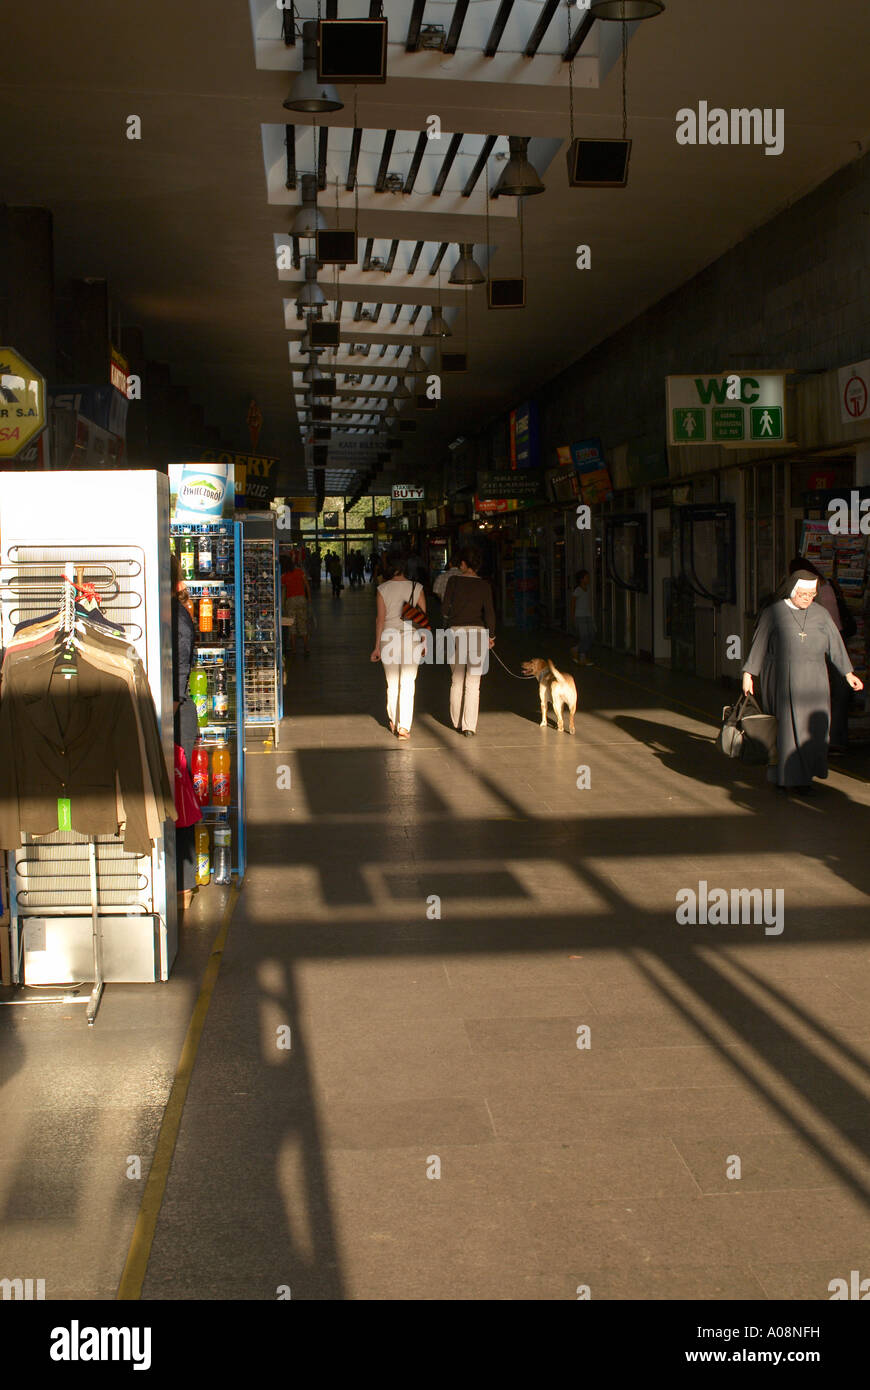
[[742, 568, 863, 793], [788, 556, 853, 753], [433, 556, 461, 602], [570, 569, 595, 665], [371, 548, 427, 740], [171, 554, 199, 911], [281, 555, 311, 659], [326, 552, 342, 597], [442, 546, 495, 737]]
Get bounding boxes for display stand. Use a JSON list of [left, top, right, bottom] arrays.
[[800, 517, 870, 737], [0, 562, 110, 1024], [242, 514, 282, 746]]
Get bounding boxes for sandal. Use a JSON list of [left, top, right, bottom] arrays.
[[397, 728, 411, 739]]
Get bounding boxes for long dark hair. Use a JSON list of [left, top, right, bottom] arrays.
[[383, 547, 408, 579]]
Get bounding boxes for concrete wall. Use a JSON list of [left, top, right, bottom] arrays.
[[537, 149, 870, 473]]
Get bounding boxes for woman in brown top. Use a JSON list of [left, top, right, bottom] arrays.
[[442, 546, 496, 737]]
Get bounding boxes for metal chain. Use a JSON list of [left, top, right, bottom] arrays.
[[566, 0, 575, 143], [621, 21, 628, 138]]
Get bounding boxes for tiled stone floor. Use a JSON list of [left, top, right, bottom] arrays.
[[2, 584, 869, 1300]]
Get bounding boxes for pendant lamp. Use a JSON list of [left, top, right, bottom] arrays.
[[393, 378, 412, 400], [406, 346, 428, 373], [589, 1, 665, 18], [292, 174, 327, 237], [283, 20, 344, 113], [448, 243, 485, 285], [424, 308, 451, 337], [296, 257, 325, 309], [302, 354, 322, 384], [492, 137, 545, 198]]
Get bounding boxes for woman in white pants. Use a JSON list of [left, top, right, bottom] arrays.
[[371, 549, 427, 740]]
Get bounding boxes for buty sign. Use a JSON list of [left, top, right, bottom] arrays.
[[667, 373, 787, 446], [392, 484, 425, 501]]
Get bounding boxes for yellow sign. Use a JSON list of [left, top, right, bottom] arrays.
[[0, 347, 46, 458]]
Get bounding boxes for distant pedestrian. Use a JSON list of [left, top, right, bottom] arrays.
[[281, 555, 311, 659], [442, 546, 495, 738], [570, 569, 595, 665], [326, 552, 342, 597], [371, 547, 427, 740]]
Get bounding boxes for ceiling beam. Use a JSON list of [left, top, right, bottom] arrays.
[[362, 238, 374, 271], [346, 127, 362, 191], [292, 235, 301, 270], [432, 133, 463, 196], [406, 0, 427, 52], [353, 302, 364, 322], [390, 304, 402, 324], [563, 10, 596, 61], [407, 240, 424, 274], [444, 0, 470, 54], [384, 239, 400, 273], [281, 3, 296, 46], [409, 304, 422, 324], [374, 129, 397, 192], [404, 131, 428, 194], [429, 243, 448, 275], [484, 0, 514, 57], [524, 0, 560, 58], [462, 134, 496, 197]]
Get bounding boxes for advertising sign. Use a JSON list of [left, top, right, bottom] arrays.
[[667, 373, 787, 445], [0, 347, 46, 458], [477, 469, 544, 500], [474, 497, 519, 516], [509, 401, 539, 469], [571, 438, 613, 503], [169, 462, 235, 521], [392, 484, 425, 501], [838, 358, 870, 423]]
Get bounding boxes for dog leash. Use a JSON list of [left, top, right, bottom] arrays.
[[489, 648, 537, 680]]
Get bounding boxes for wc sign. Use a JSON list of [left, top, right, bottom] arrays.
[[666, 372, 787, 446]]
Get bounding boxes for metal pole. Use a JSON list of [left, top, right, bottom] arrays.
[[86, 838, 104, 1025]]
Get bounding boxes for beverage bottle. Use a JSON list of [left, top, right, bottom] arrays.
[[212, 733, 231, 806], [195, 821, 211, 886], [182, 590, 196, 622], [213, 816, 232, 884], [190, 664, 209, 726], [180, 535, 195, 581], [198, 531, 213, 578], [212, 666, 229, 719], [216, 590, 232, 642], [215, 535, 231, 578], [191, 739, 209, 805], [199, 592, 214, 634]]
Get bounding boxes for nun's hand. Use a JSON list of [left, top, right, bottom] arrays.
[[846, 672, 863, 691], [742, 673, 754, 695]]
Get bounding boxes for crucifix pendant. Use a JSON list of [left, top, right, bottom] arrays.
[[799, 631, 807, 641]]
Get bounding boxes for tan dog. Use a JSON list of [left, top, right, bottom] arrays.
[[522, 658, 577, 734]]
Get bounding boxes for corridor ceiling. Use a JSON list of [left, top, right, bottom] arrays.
[[2, 1, 870, 493]]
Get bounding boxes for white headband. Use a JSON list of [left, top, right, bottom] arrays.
[[791, 579, 817, 596]]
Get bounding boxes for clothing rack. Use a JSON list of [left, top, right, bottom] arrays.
[[0, 557, 127, 1026]]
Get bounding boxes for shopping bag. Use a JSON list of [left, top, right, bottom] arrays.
[[401, 581, 431, 631], [174, 744, 203, 828], [718, 693, 777, 766]]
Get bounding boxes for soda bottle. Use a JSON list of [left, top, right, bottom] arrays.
[[213, 816, 232, 885], [198, 531, 213, 578], [191, 739, 209, 805], [215, 535, 231, 578], [180, 535, 195, 581], [212, 666, 228, 719], [199, 592, 214, 634], [182, 590, 196, 622], [195, 821, 211, 886], [216, 590, 232, 642], [212, 733, 231, 806], [190, 664, 209, 726]]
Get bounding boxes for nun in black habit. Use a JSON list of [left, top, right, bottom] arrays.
[[742, 569, 863, 790]]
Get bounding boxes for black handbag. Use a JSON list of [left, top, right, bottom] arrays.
[[718, 692, 778, 765]]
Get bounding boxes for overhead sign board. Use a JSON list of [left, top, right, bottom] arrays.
[[392, 484, 424, 501], [477, 469, 544, 500], [666, 372, 787, 446], [838, 358, 870, 423], [0, 347, 46, 458]]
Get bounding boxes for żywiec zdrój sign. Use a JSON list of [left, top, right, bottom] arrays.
[[666, 373, 787, 446]]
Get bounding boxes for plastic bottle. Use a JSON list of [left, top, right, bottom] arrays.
[[213, 816, 232, 885], [216, 590, 232, 642], [180, 535, 195, 581], [190, 664, 209, 726], [199, 592, 214, 634], [195, 822, 211, 886], [197, 531, 213, 578], [215, 535, 231, 578], [212, 733, 231, 806], [191, 739, 209, 805], [212, 666, 228, 719]]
